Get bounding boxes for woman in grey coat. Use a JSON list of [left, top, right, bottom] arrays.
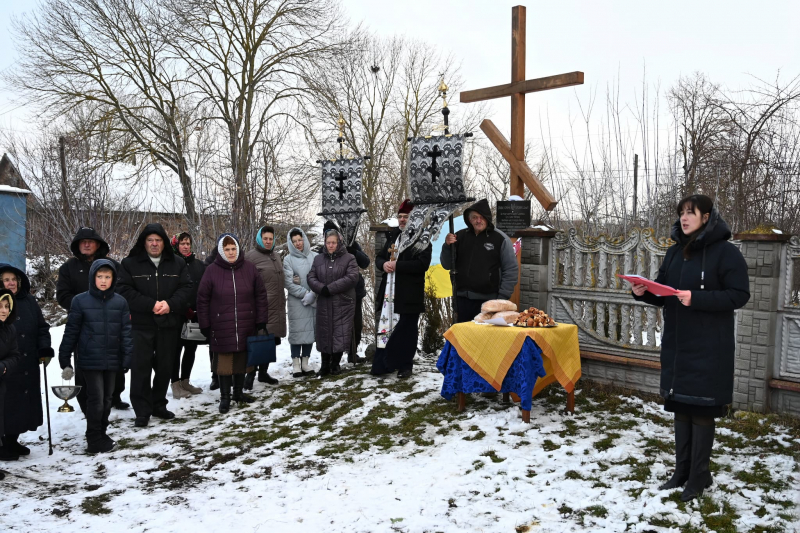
[[283, 228, 317, 378], [307, 230, 359, 377]]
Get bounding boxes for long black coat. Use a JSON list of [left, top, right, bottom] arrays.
[[59, 260, 134, 372], [0, 290, 23, 443], [375, 228, 433, 315], [117, 223, 193, 330], [56, 227, 117, 312], [0, 264, 51, 435], [634, 210, 749, 406], [307, 238, 359, 353]]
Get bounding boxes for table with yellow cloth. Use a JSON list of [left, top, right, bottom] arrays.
[[440, 321, 582, 420]]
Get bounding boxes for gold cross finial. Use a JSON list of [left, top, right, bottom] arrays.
[[438, 79, 448, 108], [337, 114, 345, 136]]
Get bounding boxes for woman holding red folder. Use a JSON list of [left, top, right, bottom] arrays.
[[630, 194, 749, 502]]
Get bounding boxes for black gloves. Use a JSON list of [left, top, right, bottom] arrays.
[[256, 323, 267, 333], [320, 286, 331, 298], [201, 327, 211, 339], [275, 337, 282, 346]]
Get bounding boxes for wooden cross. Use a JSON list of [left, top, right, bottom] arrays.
[[387, 244, 398, 261], [425, 144, 443, 183], [460, 5, 584, 211], [335, 169, 347, 199]]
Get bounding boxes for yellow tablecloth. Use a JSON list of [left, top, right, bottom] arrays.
[[443, 322, 581, 394]]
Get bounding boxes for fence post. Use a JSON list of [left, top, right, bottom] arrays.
[[732, 233, 790, 413], [514, 228, 558, 312]]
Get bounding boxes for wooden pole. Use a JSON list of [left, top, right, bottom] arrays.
[[510, 5, 526, 198]]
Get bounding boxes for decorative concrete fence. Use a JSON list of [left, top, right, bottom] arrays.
[[371, 224, 800, 416]]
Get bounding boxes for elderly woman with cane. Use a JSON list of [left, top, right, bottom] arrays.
[[629, 194, 749, 501]]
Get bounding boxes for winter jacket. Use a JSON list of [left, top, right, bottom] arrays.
[[633, 209, 749, 407], [58, 260, 134, 372], [178, 252, 207, 319], [56, 227, 117, 311], [245, 227, 287, 338], [0, 292, 22, 444], [0, 264, 51, 435], [346, 241, 371, 299], [196, 234, 269, 353], [375, 228, 433, 314], [283, 228, 317, 345], [440, 199, 519, 300], [307, 234, 359, 353], [116, 223, 193, 330]]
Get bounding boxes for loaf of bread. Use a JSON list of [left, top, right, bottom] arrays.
[[474, 312, 495, 323], [481, 299, 518, 313], [494, 310, 521, 324]]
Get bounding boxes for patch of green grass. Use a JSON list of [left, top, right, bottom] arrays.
[[80, 493, 115, 515], [564, 470, 583, 480], [593, 432, 621, 451], [616, 457, 651, 483], [697, 496, 740, 533], [542, 439, 560, 451], [463, 431, 486, 441], [242, 458, 256, 465], [472, 460, 485, 471], [735, 461, 788, 491], [481, 450, 505, 463], [116, 437, 146, 450], [584, 505, 607, 518], [558, 504, 573, 516]]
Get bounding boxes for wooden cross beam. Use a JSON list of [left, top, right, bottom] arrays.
[[460, 5, 584, 211]]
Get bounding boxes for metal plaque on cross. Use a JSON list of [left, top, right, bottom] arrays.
[[399, 134, 470, 255], [320, 157, 365, 246]]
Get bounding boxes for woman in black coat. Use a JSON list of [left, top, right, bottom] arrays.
[[0, 264, 51, 460], [630, 194, 749, 502], [0, 289, 23, 467]]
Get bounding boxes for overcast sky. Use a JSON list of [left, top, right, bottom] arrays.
[[1, 0, 799, 147]]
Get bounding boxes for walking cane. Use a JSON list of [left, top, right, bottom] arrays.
[[42, 364, 53, 455]]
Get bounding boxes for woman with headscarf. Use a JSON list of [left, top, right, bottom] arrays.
[[629, 194, 749, 502], [244, 225, 286, 388], [283, 227, 318, 378], [0, 289, 23, 467], [307, 229, 359, 376], [196, 234, 269, 413], [0, 264, 51, 460], [169, 233, 207, 399]]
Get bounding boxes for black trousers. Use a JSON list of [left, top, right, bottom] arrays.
[[75, 357, 126, 412], [83, 369, 116, 444], [130, 328, 178, 418], [456, 296, 487, 324], [371, 313, 420, 373], [171, 338, 199, 383]]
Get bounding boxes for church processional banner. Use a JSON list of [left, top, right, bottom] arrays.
[[397, 134, 469, 255], [320, 157, 365, 246]]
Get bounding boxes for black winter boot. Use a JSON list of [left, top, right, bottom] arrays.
[[680, 421, 715, 502], [318, 354, 331, 377], [244, 371, 256, 390], [7, 434, 29, 457], [233, 374, 256, 404], [330, 353, 343, 375], [659, 416, 692, 490], [209, 372, 220, 391], [0, 439, 19, 462], [218, 376, 232, 414], [257, 364, 278, 385]]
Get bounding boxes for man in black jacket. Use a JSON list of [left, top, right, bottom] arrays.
[[371, 199, 432, 378], [56, 227, 128, 412], [117, 223, 192, 427], [441, 199, 519, 322]]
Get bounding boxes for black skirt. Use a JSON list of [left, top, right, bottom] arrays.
[[664, 398, 728, 418]]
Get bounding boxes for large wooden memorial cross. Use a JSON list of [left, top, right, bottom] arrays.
[[460, 5, 584, 211]]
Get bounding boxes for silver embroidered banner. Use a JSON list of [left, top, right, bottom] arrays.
[[321, 157, 365, 246], [398, 134, 470, 255]]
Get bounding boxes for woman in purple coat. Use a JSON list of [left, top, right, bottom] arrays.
[[307, 230, 359, 377], [196, 234, 269, 413]]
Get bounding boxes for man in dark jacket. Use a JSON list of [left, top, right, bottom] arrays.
[[59, 260, 133, 453], [117, 223, 192, 427], [56, 227, 128, 411], [441, 199, 519, 322], [371, 200, 432, 378]]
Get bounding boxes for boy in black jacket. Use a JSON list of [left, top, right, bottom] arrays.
[[59, 260, 133, 453]]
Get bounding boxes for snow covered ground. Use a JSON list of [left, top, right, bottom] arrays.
[[2, 325, 798, 533]]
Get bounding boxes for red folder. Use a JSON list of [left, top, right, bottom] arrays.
[[616, 274, 678, 297]]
